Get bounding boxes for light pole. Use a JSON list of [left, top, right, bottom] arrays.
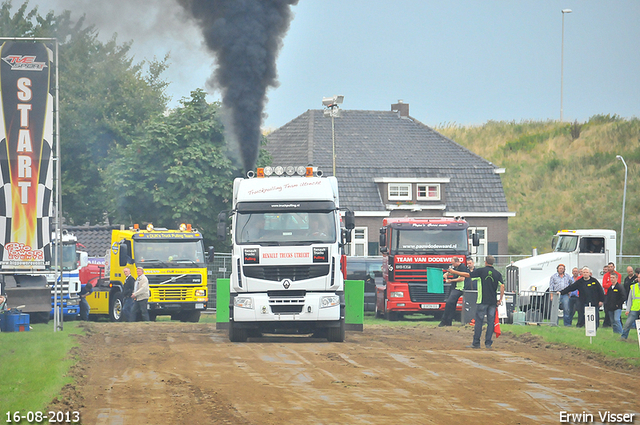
[[322, 95, 344, 176], [616, 155, 627, 265], [560, 9, 572, 122]]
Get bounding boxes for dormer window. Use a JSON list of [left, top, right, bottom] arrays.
[[417, 184, 440, 201], [388, 183, 411, 201]]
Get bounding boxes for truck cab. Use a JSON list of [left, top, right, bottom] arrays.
[[47, 231, 88, 320], [506, 229, 616, 295], [225, 166, 354, 342]]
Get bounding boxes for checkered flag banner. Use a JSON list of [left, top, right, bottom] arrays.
[[0, 41, 53, 270]]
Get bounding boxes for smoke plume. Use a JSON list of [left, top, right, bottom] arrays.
[[178, 0, 299, 171]]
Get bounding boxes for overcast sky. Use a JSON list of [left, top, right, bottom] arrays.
[[20, 0, 640, 129]]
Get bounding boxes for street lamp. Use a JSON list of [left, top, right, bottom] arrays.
[[322, 95, 344, 176], [560, 8, 572, 122], [616, 155, 627, 265]]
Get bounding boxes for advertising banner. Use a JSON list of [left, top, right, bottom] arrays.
[[0, 41, 53, 269]]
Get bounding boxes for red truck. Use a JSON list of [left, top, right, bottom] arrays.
[[376, 217, 478, 320]]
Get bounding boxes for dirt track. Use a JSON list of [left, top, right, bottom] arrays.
[[57, 320, 640, 425]]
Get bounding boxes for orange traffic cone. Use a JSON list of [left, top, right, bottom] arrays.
[[469, 319, 475, 326], [494, 312, 501, 338]]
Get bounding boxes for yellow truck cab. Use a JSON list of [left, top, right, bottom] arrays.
[[88, 224, 209, 322]]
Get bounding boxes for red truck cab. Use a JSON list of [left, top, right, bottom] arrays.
[[376, 217, 477, 320]]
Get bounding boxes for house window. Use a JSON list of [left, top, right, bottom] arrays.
[[417, 184, 440, 200], [388, 184, 411, 201], [346, 227, 368, 256]]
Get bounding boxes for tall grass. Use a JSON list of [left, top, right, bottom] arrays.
[[437, 117, 640, 255], [0, 321, 83, 411]]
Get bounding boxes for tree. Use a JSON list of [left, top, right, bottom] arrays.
[[105, 90, 241, 248], [0, 1, 169, 224]]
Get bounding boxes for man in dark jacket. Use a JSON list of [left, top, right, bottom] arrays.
[[603, 273, 626, 334], [439, 257, 468, 327], [560, 267, 605, 329], [122, 267, 136, 322]]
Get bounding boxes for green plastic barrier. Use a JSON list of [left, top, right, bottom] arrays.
[[216, 278, 230, 329], [345, 280, 364, 331]]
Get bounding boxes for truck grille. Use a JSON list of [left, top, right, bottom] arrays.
[[146, 274, 202, 285], [154, 288, 188, 301], [407, 283, 452, 303], [243, 265, 330, 281], [268, 290, 305, 314]]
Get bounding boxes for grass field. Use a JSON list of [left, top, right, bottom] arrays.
[[0, 321, 84, 413]]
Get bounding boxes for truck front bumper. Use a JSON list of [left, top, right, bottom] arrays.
[[232, 292, 341, 322]]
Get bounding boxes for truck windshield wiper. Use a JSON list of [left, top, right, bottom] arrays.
[[172, 259, 202, 268], [141, 259, 169, 267]]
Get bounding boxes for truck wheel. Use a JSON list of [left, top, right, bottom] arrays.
[[110, 293, 124, 322], [148, 312, 157, 322], [327, 319, 345, 342], [229, 321, 248, 342], [385, 310, 399, 321], [185, 311, 201, 323]]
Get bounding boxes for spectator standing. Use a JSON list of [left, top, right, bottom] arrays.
[[448, 255, 504, 349], [623, 266, 638, 298], [466, 258, 478, 290], [569, 267, 582, 326], [602, 263, 622, 327], [620, 279, 640, 341], [122, 267, 136, 322], [560, 267, 605, 329], [604, 273, 626, 334], [131, 266, 150, 322], [549, 264, 573, 326], [78, 282, 93, 321], [439, 257, 468, 327]]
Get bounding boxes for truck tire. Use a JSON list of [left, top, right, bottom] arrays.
[[375, 302, 384, 318], [110, 292, 124, 322], [327, 318, 345, 342], [385, 310, 399, 321], [185, 310, 201, 323], [229, 321, 248, 342]]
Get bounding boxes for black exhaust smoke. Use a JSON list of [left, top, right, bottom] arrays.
[[178, 0, 299, 171]]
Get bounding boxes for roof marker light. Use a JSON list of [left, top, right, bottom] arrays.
[[274, 166, 284, 176], [285, 166, 295, 176], [179, 223, 187, 231], [147, 223, 154, 231], [263, 166, 273, 176]]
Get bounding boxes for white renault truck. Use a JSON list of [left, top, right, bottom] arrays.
[[506, 229, 616, 315], [221, 165, 354, 342]]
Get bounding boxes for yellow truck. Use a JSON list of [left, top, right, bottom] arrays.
[[87, 224, 209, 322]]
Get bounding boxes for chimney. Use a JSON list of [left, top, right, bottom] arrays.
[[391, 100, 409, 117]]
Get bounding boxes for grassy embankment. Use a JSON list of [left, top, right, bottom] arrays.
[[0, 321, 84, 412], [436, 116, 640, 256]]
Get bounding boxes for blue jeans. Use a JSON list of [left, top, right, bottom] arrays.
[[79, 297, 90, 321], [621, 310, 640, 339], [559, 294, 571, 326], [606, 309, 623, 334], [123, 297, 135, 322], [473, 303, 497, 347]]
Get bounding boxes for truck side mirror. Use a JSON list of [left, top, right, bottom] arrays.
[[79, 252, 89, 268], [344, 210, 355, 230], [119, 244, 131, 267], [472, 233, 480, 247], [217, 210, 228, 240], [207, 246, 215, 263], [379, 227, 387, 248], [342, 228, 352, 244]]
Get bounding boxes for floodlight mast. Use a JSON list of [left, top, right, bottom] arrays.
[[322, 95, 344, 176]]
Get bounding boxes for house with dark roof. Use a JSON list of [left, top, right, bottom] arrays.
[[265, 101, 515, 257]]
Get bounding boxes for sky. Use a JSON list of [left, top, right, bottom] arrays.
[[17, 0, 640, 130]]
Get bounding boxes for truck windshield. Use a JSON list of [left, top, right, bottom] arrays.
[[236, 211, 336, 245], [391, 228, 469, 254], [554, 235, 578, 252], [51, 244, 78, 270], [134, 240, 205, 267]]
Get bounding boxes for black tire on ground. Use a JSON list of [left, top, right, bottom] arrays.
[[148, 312, 157, 322], [171, 313, 180, 321], [228, 321, 248, 342], [30, 312, 50, 324], [326, 319, 345, 342], [385, 310, 399, 321], [432, 312, 444, 321], [110, 292, 125, 322], [185, 310, 201, 323]]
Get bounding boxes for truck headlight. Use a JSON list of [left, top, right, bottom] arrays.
[[195, 289, 206, 297], [67, 298, 79, 306], [389, 291, 404, 298], [529, 286, 537, 292], [320, 295, 339, 308], [234, 297, 253, 309]]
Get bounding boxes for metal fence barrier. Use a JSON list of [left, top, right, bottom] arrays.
[[515, 291, 560, 325]]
